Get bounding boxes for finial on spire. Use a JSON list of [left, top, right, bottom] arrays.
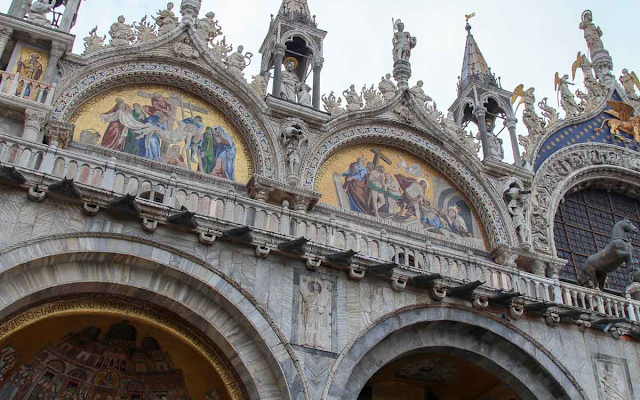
[[465, 12, 475, 32]]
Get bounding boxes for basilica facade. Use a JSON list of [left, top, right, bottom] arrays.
[[0, 0, 639, 399]]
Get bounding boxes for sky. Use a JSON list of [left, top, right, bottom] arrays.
[[3, 0, 639, 164]]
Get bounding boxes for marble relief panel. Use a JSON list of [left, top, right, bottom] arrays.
[[593, 355, 633, 400], [296, 274, 333, 352]]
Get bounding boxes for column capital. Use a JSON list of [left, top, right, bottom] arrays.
[[274, 44, 287, 56], [313, 57, 324, 69], [50, 41, 66, 60], [505, 117, 518, 129], [473, 107, 487, 118], [0, 26, 14, 38]]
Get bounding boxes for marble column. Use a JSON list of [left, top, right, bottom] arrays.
[[8, 0, 29, 19], [271, 44, 286, 98], [505, 117, 522, 167], [312, 58, 323, 110], [23, 108, 47, 143], [42, 42, 65, 83], [473, 107, 490, 161], [58, 0, 81, 32], [0, 27, 13, 59]]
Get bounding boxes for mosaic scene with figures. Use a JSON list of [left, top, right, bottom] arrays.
[[1, 0, 640, 398], [69, 84, 253, 183], [0, 302, 238, 400], [316, 145, 487, 248]]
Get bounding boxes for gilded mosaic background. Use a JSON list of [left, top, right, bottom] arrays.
[[0, 303, 237, 400], [2, 45, 49, 101], [69, 84, 254, 184], [315, 145, 487, 248]]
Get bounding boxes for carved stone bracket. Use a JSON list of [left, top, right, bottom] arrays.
[[246, 175, 321, 212], [491, 246, 518, 267], [45, 120, 75, 148]]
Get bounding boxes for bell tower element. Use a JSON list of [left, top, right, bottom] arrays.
[[259, 0, 327, 110]]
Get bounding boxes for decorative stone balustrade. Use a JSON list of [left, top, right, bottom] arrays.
[[0, 71, 56, 105], [1, 133, 639, 326]]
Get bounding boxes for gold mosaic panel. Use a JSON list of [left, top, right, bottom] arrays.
[[69, 84, 254, 184], [315, 145, 487, 248]]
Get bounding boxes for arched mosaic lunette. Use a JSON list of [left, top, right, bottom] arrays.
[[530, 142, 640, 256], [300, 124, 513, 249], [0, 233, 311, 400], [51, 61, 284, 180]]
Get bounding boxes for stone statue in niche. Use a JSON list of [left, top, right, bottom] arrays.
[[392, 19, 416, 63], [280, 58, 300, 102], [153, 2, 179, 35], [26, 0, 52, 26], [225, 45, 253, 79], [478, 119, 504, 160], [579, 10, 604, 57], [297, 83, 312, 107], [299, 276, 332, 351], [579, 219, 638, 290], [109, 15, 136, 47], [378, 73, 397, 102], [281, 123, 307, 176], [505, 186, 530, 247]]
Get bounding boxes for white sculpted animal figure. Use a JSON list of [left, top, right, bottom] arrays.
[[83, 26, 106, 55], [579, 219, 638, 290], [392, 19, 416, 63]]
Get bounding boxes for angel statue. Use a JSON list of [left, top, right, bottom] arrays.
[[620, 69, 640, 103], [579, 10, 604, 57], [512, 84, 545, 135], [554, 73, 582, 118], [571, 52, 606, 101], [83, 26, 106, 55], [226, 45, 253, 79], [596, 100, 640, 142], [392, 19, 416, 63]]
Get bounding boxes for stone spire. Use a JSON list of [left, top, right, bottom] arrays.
[[449, 16, 523, 167], [278, 0, 314, 26], [458, 21, 495, 94]]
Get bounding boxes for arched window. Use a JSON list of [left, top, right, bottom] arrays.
[[554, 188, 640, 292]]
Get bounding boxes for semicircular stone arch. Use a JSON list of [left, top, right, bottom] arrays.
[[300, 124, 512, 249], [51, 60, 284, 180], [530, 143, 640, 256], [0, 233, 310, 400], [323, 304, 587, 400]]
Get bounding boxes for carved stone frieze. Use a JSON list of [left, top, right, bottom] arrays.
[[246, 175, 321, 212]]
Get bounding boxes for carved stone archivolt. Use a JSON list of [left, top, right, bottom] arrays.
[[50, 61, 284, 180], [530, 143, 640, 256], [300, 124, 513, 248]]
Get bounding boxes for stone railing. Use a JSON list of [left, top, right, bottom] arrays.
[[1, 134, 640, 325], [0, 71, 56, 105]]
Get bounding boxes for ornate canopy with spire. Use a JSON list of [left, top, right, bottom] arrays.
[[449, 16, 522, 167], [279, 0, 312, 23]]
